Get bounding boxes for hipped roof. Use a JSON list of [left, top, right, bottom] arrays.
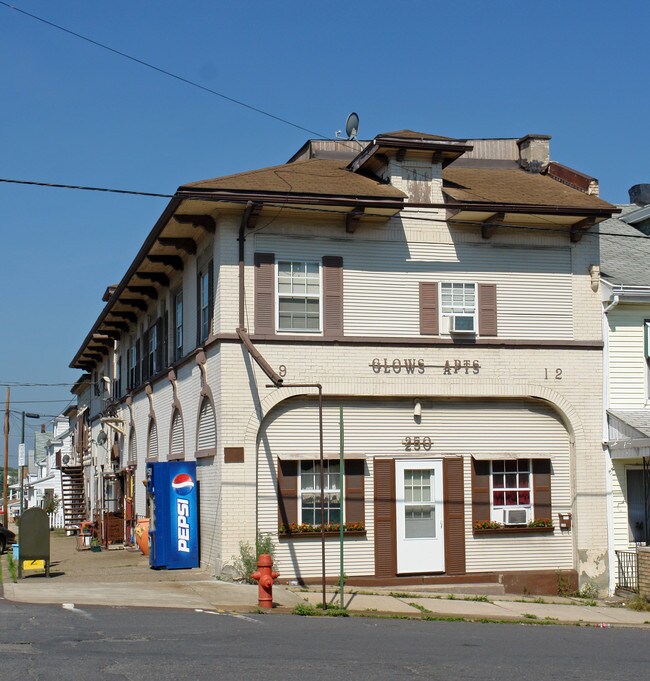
[[443, 167, 612, 211], [181, 158, 406, 201]]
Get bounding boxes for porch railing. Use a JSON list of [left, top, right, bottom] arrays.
[[615, 550, 639, 593]]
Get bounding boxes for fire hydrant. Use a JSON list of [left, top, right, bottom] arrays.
[[251, 554, 279, 609]]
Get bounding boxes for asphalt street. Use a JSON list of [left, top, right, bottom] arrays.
[[0, 599, 648, 681]]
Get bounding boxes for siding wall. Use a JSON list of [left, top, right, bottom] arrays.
[[254, 231, 573, 340], [258, 398, 573, 579], [607, 304, 650, 409]]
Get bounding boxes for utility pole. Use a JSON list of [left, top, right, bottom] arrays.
[[3, 387, 10, 527], [19, 412, 39, 516]]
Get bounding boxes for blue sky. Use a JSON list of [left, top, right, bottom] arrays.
[[1, 0, 648, 463]]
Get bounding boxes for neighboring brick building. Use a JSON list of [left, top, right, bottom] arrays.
[[70, 130, 616, 593]]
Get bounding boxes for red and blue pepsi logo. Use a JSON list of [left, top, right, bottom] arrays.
[[171, 473, 195, 496]]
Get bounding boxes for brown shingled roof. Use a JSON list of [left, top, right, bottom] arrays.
[[181, 158, 406, 200], [377, 130, 462, 142], [443, 166, 613, 210]]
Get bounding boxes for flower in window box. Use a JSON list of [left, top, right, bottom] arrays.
[[473, 520, 504, 530], [527, 518, 553, 528]]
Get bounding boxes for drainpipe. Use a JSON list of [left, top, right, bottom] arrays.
[[602, 293, 618, 594], [236, 201, 283, 386]]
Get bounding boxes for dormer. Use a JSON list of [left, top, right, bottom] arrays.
[[348, 130, 473, 203]]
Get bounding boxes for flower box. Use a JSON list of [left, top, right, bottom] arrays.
[[279, 530, 367, 541], [473, 526, 555, 536], [278, 522, 366, 540]]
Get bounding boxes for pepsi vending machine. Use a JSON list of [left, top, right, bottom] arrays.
[[146, 461, 199, 569]]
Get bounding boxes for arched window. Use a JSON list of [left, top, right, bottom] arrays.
[[147, 419, 158, 460], [196, 397, 216, 454], [170, 409, 185, 460], [128, 426, 137, 465]]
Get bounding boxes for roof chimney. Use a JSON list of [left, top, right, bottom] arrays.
[[517, 134, 551, 173], [628, 184, 650, 206]]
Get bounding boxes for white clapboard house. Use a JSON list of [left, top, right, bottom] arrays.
[[70, 130, 616, 593]]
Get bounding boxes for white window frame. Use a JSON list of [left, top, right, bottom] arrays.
[[489, 459, 533, 525], [275, 260, 322, 334], [298, 459, 342, 526], [440, 282, 477, 335]]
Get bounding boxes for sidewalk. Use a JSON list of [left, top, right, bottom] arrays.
[[2, 533, 649, 627]]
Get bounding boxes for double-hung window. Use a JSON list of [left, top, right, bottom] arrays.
[[277, 261, 321, 332], [174, 290, 183, 361], [299, 460, 341, 525], [491, 459, 531, 525], [441, 282, 476, 334]]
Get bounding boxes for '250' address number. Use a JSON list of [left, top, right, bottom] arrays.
[[402, 436, 432, 451]]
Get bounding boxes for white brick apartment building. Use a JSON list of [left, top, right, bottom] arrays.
[[70, 130, 615, 594]]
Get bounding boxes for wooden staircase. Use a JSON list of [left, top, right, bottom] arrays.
[[61, 465, 86, 530]]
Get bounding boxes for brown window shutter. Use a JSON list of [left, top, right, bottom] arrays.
[[142, 330, 149, 380], [254, 252, 275, 335], [277, 459, 298, 529], [374, 458, 396, 578], [471, 457, 491, 525], [135, 338, 142, 386], [478, 283, 498, 336], [443, 457, 466, 575], [344, 459, 364, 525], [196, 269, 202, 345], [207, 259, 214, 337], [155, 317, 163, 372], [419, 282, 439, 335], [322, 256, 343, 337], [162, 310, 169, 368], [532, 459, 552, 521]]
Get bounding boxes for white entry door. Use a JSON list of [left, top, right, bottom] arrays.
[[395, 460, 444, 574]]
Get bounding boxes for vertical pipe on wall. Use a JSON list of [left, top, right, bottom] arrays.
[[318, 385, 326, 609], [339, 405, 344, 609]]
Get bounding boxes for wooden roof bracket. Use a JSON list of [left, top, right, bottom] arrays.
[[120, 299, 148, 311], [157, 237, 197, 255], [146, 254, 184, 271], [481, 212, 505, 239], [110, 311, 137, 322], [174, 214, 216, 234], [346, 207, 365, 233], [570, 217, 596, 243], [135, 272, 170, 287], [126, 285, 158, 300]]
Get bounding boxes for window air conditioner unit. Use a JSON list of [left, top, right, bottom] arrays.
[[450, 315, 475, 334], [503, 508, 529, 526]]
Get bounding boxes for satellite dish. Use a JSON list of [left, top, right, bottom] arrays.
[[345, 112, 359, 140], [62, 454, 71, 465], [97, 430, 108, 446]]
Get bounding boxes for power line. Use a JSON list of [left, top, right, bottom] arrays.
[[0, 177, 172, 198], [0, 174, 638, 240], [0, 382, 80, 387], [0, 1, 326, 139], [4, 399, 77, 404]]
